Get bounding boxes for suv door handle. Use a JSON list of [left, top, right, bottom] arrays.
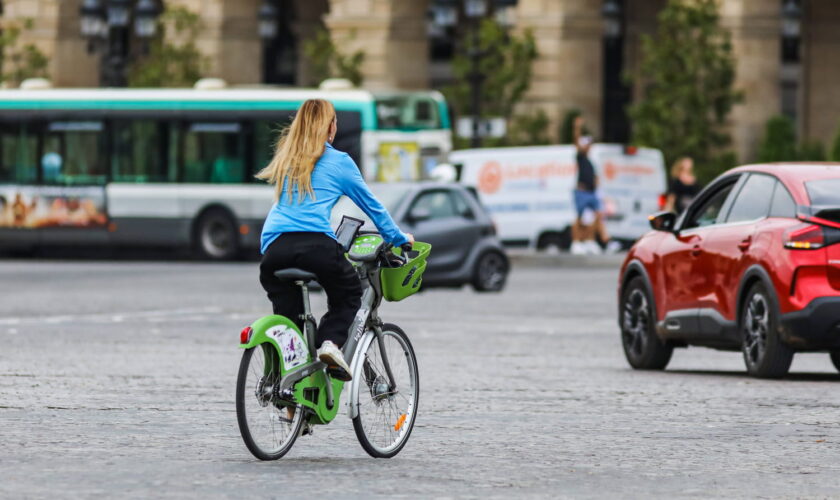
[[738, 236, 752, 252], [691, 245, 701, 257]]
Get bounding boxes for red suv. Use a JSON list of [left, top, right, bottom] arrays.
[[618, 163, 840, 378]]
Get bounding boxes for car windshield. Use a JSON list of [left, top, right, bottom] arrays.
[[330, 184, 410, 228], [806, 178, 840, 205]]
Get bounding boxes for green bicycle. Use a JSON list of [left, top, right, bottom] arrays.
[[236, 229, 430, 460]]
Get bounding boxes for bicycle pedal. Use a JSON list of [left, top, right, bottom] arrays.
[[326, 365, 352, 382]]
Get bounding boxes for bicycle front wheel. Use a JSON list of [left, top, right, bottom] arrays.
[[352, 323, 419, 458], [236, 345, 303, 460]]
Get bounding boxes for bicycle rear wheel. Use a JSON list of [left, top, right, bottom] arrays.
[[236, 345, 303, 460], [352, 323, 419, 458]]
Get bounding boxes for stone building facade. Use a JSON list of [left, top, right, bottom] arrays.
[[3, 0, 839, 163]]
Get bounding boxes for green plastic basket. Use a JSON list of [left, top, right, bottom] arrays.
[[380, 241, 431, 302]]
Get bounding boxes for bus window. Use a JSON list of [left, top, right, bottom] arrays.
[[112, 120, 172, 183], [183, 122, 244, 183], [0, 122, 38, 183], [375, 96, 441, 130], [43, 121, 107, 185], [254, 119, 288, 178]]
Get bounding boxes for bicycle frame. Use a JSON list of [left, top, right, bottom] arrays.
[[239, 249, 399, 425]]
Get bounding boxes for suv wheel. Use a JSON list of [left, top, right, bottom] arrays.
[[829, 352, 840, 373], [620, 276, 672, 370], [740, 282, 793, 378]]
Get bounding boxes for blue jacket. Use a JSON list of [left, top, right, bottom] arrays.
[[260, 143, 409, 254]]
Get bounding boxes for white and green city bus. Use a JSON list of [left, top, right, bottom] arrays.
[[0, 86, 451, 259]]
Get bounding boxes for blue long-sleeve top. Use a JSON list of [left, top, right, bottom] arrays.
[[260, 143, 409, 254]]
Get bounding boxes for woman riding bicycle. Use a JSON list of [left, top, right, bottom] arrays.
[[256, 99, 412, 382]]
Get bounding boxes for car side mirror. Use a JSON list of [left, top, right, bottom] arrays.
[[408, 207, 432, 224], [648, 211, 677, 232]]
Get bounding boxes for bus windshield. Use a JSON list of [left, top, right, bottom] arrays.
[[375, 95, 441, 130]]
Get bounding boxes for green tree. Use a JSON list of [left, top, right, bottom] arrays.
[[628, 0, 742, 180], [446, 19, 537, 123], [757, 115, 797, 162], [797, 139, 826, 162], [302, 28, 365, 87], [128, 6, 208, 87], [830, 122, 840, 162], [0, 19, 50, 87], [507, 109, 551, 146]]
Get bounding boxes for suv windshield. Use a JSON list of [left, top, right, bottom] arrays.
[[806, 178, 840, 205], [331, 184, 410, 227]]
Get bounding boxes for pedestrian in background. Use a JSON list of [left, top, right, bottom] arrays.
[[664, 157, 700, 213], [570, 116, 621, 255]]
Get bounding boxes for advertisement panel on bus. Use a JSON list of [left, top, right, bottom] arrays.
[[0, 186, 107, 229]]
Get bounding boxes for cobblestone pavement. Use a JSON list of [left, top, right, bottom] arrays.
[[2, 259, 840, 499]]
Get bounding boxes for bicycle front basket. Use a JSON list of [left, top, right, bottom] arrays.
[[380, 241, 431, 302]]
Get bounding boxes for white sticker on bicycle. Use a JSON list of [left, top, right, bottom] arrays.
[[267, 326, 308, 370]]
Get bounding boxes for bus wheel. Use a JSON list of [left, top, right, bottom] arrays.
[[194, 208, 239, 260]]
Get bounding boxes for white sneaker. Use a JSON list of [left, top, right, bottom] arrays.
[[317, 341, 352, 381], [605, 240, 623, 254], [570, 241, 586, 255], [585, 240, 602, 255]]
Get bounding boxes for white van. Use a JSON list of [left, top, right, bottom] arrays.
[[450, 144, 666, 250]]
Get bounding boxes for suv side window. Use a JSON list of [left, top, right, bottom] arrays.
[[725, 173, 776, 223], [684, 182, 737, 230], [410, 190, 457, 220], [769, 181, 796, 218]]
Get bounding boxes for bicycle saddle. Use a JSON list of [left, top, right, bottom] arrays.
[[273, 268, 317, 283]]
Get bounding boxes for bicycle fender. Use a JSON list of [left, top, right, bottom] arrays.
[[347, 329, 377, 420], [240, 315, 311, 373]]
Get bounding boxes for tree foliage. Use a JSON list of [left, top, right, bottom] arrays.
[[757, 115, 797, 162], [831, 122, 840, 162], [446, 19, 537, 122], [128, 6, 208, 87], [628, 0, 742, 179], [302, 28, 365, 87], [0, 19, 49, 87]]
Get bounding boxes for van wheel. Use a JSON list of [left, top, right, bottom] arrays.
[[194, 208, 239, 260], [620, 276, 672, 369], [536, 229, 571, 252], [740, 282, 793, 378], [472, 251, 508, 292]]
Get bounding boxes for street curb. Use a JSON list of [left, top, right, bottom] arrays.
[[507, 251, 626, 269]]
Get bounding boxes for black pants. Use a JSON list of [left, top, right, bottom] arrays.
[[259, 232, 362, 346]]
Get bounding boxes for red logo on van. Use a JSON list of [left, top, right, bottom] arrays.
[[478, 161, 502, 194]]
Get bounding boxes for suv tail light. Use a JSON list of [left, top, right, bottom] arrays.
[[784, 224, 825, 250]]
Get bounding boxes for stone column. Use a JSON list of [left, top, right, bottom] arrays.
[[802, 0, 840, 148], [169, 0, 261, 85], [324, 0, 429, 90], [3, 0, 98, 87], [719, 0, 781, 163], [516, 0, 604, 142]]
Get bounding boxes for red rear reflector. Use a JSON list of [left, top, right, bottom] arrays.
[[240, 326, 253, 344], [784, 224, 824, 250], [657, 194, 667, 210]]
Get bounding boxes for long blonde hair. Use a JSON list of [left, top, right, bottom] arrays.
[[670, 157, 692, 178], [256, 99, 336, 201]]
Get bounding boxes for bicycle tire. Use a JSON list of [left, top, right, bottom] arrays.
[[236, 345, 303, 460], [351, 323, 419, 458]]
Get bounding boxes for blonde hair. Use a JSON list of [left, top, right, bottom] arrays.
[[256, 99, 336, 202], [670, 157, 692, 178]]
